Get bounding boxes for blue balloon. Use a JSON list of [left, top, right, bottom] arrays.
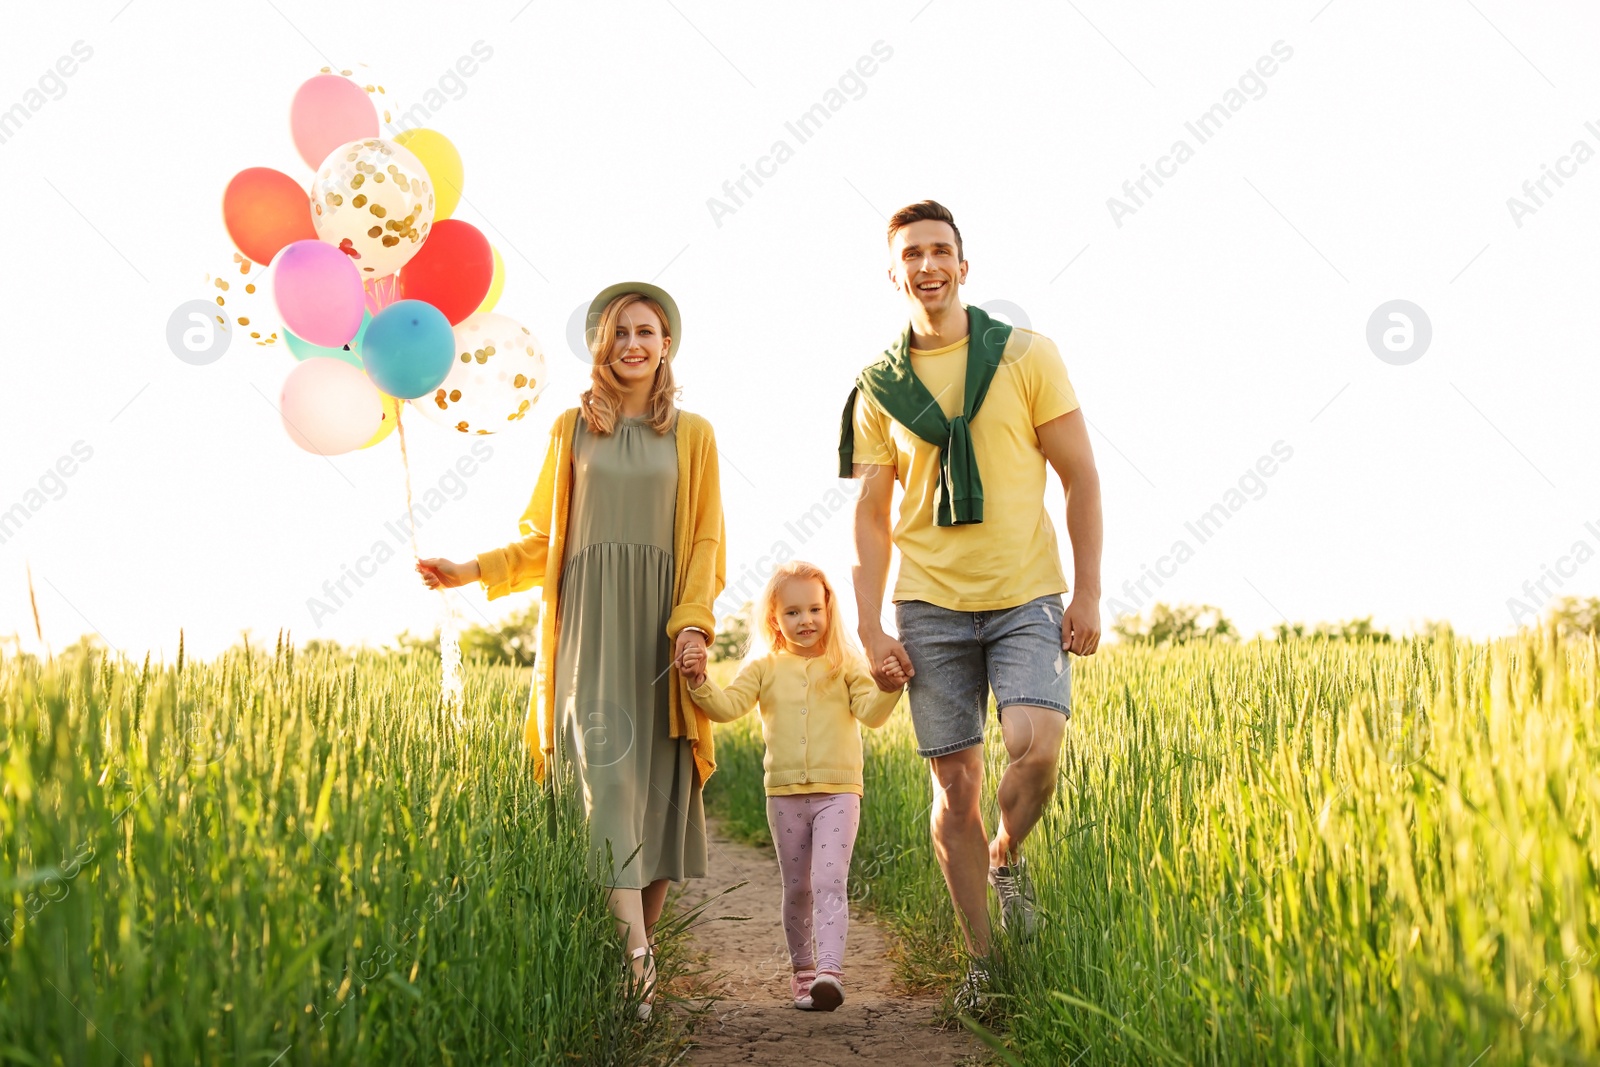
[[361, 300, 455, 399], [285, 310, 371, 368]]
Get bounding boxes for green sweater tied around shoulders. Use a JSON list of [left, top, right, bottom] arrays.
[[837, 304, 1011, 527]]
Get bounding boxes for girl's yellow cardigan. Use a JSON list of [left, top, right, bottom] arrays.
[[475, 406, 727, 786]]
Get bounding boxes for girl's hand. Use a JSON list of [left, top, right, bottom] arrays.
[[674, 629, 708, 671], [880, 655, 908, 687], [417, 558, 479, 590], [678, 641, 708, 687]]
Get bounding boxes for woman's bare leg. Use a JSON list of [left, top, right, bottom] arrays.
[[607, 887, 651, 983], [642, 878, 671, 942]]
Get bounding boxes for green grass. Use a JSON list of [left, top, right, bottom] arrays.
[[706, 630, 1600, 1065], [11, 629, 1595, 1064], [0, 639, 688, 1066]]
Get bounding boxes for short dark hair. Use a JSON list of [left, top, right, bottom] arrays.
[[887, 200, 963, 262]]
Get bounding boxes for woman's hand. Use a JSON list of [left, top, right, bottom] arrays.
[[416, 558, 480, 590], [674, 630, 709, 688], [679, 644, 708, 688]]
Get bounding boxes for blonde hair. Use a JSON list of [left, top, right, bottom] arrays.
[[752, 561, 861, 682], [579, 292, 680, 435]]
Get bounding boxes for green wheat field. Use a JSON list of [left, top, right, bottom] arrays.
[[2, 628, 1596, 1065]]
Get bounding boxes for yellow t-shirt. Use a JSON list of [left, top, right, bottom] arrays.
[[851, 326, 1080, 611]]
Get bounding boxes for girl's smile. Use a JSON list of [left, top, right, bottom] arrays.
[[775, 577, 828, 656]]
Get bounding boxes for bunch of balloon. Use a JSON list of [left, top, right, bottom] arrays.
[[217, 70, 548, 457]]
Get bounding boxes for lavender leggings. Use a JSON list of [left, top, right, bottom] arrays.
[[766, 792, 861, 974]]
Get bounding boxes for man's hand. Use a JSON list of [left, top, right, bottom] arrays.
[[1038, 409, 1104, 659], [1061, 592, 1101, 656], [863, 630, 914, 691], [852, 462, 909, 691], [674, 629, 709, 687]]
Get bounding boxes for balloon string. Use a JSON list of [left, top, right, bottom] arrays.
[[364, 275, 399, 317], [397, 399, 466, 715], [395, 399, 421, 561]]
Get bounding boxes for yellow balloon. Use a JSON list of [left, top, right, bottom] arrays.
[[360, 393, 403, 448], [394, 128, 463, 220], [477, 246, 505, 314]]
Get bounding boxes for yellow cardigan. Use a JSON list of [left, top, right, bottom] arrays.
[[475, 406, 727, 785], [688, 650, 902, 796]]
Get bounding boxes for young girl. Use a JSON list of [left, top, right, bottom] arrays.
[[679, 561, 906, 1011]]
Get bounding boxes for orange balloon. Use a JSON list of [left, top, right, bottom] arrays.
[[223, 168, 316, 265]]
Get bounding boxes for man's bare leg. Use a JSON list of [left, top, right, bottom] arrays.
[[928, 745, 993, 958], [990, 705, 1066, 868]]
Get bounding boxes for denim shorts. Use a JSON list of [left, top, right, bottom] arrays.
[[894, 593, 1072, 758]]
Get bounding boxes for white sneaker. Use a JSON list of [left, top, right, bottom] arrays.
[[952, 962, 992, 1017], [988, 856, 1038, 939]]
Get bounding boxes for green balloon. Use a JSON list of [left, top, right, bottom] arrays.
[[285, 311, 370, 368]]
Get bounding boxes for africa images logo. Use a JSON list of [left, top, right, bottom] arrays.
[[706, 41, 895, 227], [1106, 40, 1294, 228]]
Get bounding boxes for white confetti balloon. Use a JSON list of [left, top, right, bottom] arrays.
[[410, 312, 549, 434], [311, 138, 434, 279]]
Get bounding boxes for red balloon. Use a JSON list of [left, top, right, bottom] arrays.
[[398, 220, 493, 325], [223, 168, 315, 265]]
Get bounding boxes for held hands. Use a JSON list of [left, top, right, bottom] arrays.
[[675, 630, 709, 688], [416, 558, 480, 590], [879, 654, 909, 688], [863, 631, 914, 692]]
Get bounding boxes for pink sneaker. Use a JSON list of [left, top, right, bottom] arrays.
[[791, 968, 817, 1009], [806, 971, 844, 1012]]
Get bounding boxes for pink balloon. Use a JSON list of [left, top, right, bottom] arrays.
[[280, 357, 384, 455], [289, 74, 378, 170], [274, 240, 364, 348]]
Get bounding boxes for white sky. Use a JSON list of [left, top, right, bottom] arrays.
[[2, 0, 1597, 663]]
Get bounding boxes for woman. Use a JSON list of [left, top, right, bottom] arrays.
[[417, 282, 725, 1018]]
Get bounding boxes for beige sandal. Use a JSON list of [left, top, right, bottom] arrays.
[[629, 944, 657, 1021]]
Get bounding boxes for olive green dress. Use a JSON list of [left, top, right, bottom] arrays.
[[554, 411, 708, 889]]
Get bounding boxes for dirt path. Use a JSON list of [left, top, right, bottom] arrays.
[[676, 819, 987, 1066]]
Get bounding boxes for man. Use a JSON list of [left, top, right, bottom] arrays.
[[841, 200, 1103, 994]]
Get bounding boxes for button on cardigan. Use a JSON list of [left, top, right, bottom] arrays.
[[475, 407, 727, 785], [688, 650, 902, 796]]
